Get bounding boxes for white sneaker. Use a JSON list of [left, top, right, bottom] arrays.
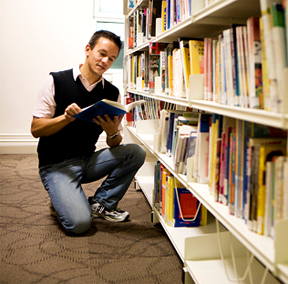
[[88, 197, 129, 222]]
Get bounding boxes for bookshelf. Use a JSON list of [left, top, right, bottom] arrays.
[[123, 0, 288, 283]]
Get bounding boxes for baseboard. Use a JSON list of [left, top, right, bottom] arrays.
[[0, 134, 38, 154], [0, 134, 107, 154]]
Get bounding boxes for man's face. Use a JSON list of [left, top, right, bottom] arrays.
[[85, 37, 119, 77]]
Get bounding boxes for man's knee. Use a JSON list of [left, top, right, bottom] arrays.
[[61, 212, 92, 235], [128, 143, 146, 165]]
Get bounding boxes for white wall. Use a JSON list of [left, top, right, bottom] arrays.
[[0, 0, 95, 153]]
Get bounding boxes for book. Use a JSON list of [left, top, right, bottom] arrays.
[[257, 143, 286, 235], [74, 99, 146, 123], [245, 137, 287, 231], [247, 17, 263, 109], [271, 3, 287, 113], [178, 37, 191, 99], [188, 39, 205, 98], [197, 113, 211, 184], [173, 186, 201, 227], [259, 0, 282, 112]]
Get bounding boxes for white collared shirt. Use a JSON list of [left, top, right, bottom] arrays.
[[32, 64, 120, 118]]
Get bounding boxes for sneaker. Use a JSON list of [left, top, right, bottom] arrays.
[[88, 197, 129, 222]]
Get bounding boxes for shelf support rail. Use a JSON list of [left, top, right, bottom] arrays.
[[174, 179, 202, 221], [216, 219, 269, 284]]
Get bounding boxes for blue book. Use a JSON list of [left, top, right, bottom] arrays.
[[74, 99, 146, 123]]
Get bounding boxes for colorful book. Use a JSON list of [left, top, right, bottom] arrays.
[[246, 17, 262, 109], [173, 186, 201, 227], [189, 39, 204, 75], [257, 143, 286, 234], [197, 114, 211, 184], [179, 37, 191, 99]]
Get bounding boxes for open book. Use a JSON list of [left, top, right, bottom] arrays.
[[74, 99, 146, 123]]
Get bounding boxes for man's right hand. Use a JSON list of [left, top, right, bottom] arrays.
[[31, 103, 82, 138], [64, 103, 82, 122]]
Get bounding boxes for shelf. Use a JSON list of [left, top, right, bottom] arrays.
[[193, 0, 261, 24], [186, 258, 279, 284], [154, 210, 225, 262], [134, 158, 156, 206], [190, 100, 288, 129], [126, 88, 288, 129], [125, 123, 288, 281], [123, 0, 287, 283], [184, 231, 280, 284]]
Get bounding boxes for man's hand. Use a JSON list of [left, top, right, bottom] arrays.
[[93, 114, 123, 147], [93, 114, 123, 136], [64, 103, 82, 122], [31, 103, 82, 138]]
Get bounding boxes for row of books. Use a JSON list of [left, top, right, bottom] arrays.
[[125, 93, 161, 126], [156, 108, 288, 237], [128, 0, 163, 49], [126, 1, 288, 114], [208, 114, 288, 238], [153, 162, 207, 227], [202, 8, 287, 112], [127, 0, 222, 40]]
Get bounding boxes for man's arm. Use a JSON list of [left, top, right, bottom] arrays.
[[31, 103, 81, 138]]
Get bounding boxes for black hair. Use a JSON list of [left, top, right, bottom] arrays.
[[88, 30, 122, 53]]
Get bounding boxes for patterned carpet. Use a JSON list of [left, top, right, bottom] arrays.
[[0, 154, 183, 284]]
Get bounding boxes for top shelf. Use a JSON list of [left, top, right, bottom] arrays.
[[125, 0, 261, 42]]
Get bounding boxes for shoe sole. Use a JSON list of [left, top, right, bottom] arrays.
[[91, 212, 129, 222]]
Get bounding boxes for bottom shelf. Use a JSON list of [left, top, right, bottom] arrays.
[[186, 258, 280, 284], [154, 210, 225, 262], [184, 231, 281, 284]]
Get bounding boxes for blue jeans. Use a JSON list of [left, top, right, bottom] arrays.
[[39, 143, 146, 234]]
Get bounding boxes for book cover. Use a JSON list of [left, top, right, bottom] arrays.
[[184, 132, 197, 180], [259, 0, 282, 112], [154, 161, 161, 211], [247, 17, 263, 109], [189, 40, 204, 75], [271, 3, 287, 113], [162, 0, 167, 32], [197, 113, 210, 184], [257, 144, 286, 235], [173, 187, 201, 227], [178, 37, 191, 99], [74, 99, 146, 123], [150, 0, 162, 37]]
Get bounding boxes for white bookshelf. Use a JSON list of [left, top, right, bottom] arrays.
[[123, 0, 288, 283]]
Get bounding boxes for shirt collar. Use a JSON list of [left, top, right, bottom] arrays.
[[73, 64, 105, 88]]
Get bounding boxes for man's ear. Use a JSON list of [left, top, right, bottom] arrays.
[[85, 44, 91, 56]]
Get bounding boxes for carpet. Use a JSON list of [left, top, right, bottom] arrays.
[[0, 154, 183, 284]]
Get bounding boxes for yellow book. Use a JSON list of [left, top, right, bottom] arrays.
[[179, 38, 191, 98], [260, 17, 269, 110], [200, 205, 208, 226], [167, 176, 175, 226], [162, 0, 167, 32], [161, 168, 168, 217], [189, 40, 204, 75], [168, 54, 173, 95], [257, 143, 286, 235]]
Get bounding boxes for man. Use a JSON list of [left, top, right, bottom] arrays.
[[31, 30, 146, 234]]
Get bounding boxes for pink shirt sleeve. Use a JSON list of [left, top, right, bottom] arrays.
[[32, 75, 56, 118]]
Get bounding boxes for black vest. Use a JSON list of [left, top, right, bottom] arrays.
[[37, 69, 119, 168]]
